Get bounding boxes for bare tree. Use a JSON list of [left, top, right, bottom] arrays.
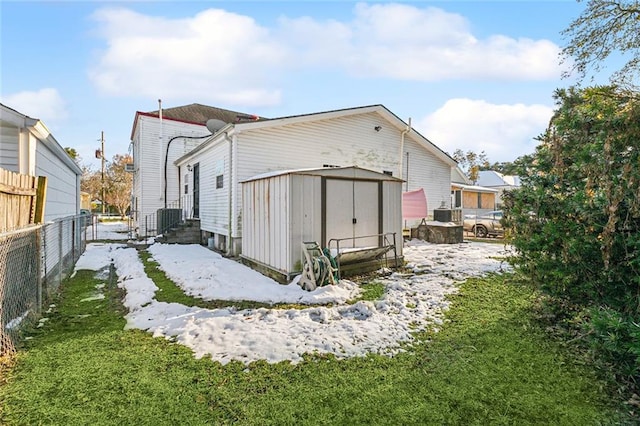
[[562, 0, 640, 89], [452, 149, 490, 184], [104, 154, 133, 217]]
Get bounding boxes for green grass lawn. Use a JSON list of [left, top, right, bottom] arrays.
[[0, 263, 627, 425]]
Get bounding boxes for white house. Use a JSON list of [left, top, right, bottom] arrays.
[[173, 104, 457, 257], [130, 103, 257, 235], [0, 103, 82, 221], [476, 170, 521, 208]]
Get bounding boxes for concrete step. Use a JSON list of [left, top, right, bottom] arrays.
[[156, 219, 201, 244]]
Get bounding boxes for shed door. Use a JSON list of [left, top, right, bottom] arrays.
[[325, 179, 379, 248]]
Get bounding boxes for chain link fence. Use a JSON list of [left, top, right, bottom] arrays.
[[1, 215, 87, 356]]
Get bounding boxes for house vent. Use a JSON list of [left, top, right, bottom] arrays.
[[124, 163, 135, 173]]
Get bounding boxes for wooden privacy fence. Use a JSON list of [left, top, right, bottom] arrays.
[[0, 167, 47, 232]]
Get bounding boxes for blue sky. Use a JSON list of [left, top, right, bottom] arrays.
[[1, 1, 588, 170]]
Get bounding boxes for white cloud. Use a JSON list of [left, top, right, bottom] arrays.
[[88, 8, 285, 106], [88, 4, 563, 105], [279, 3, 563, 80], [417, 98, 553, 162], [1, 88, 68, 123]]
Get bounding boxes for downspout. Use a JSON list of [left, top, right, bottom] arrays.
[[224, 131, 233, 256], [399, 118, 411, 188]]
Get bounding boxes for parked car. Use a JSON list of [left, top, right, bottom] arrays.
[[79, 209, 92, 227], [463, 210, 503, 238]]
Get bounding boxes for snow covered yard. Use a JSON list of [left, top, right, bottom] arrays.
[[74, 239, 510, 365], [86, 220, 131, 241]]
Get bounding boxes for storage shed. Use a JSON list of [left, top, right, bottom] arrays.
[[241, 166, 404, 282]]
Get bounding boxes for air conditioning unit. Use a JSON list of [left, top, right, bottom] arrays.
[[124, 163, 135, 173]]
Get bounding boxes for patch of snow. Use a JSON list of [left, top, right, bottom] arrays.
[[80, 293, 105, 302], [5, 310, 30, 330], [147, 244, 360, 305], [74, 239, 511, 365]]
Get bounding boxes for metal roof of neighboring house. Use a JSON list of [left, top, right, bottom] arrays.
[[130, 103, 263, 139], [146, 103, 262, 124], [476, 170, 520, 188]]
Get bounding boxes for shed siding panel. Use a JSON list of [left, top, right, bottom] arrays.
[[289, 175, 322, 273], [382, 181, 403, 257], [242, 174, 290, 273]]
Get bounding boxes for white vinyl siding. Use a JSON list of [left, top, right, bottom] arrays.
[[0, 126, 19, 170], [133, 116, 210, 233], [402, 136, 452, 227], [232, 113, 401, 239], [193, 140, 230, 235], [35, 137, 79, 220], [232, 112, 451, 241], [164, 107, 451, 259]]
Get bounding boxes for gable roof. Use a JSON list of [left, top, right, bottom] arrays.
[[232, 104, 456, 167], [0, 103, 82, 175], [130, 103, 263, 140]]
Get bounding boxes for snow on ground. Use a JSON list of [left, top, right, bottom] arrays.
[[147, 244, 360, 305], [87, 220, 131, 241], [73, 240, 511, 365]]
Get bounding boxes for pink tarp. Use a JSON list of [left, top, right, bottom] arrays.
[[402, 188, 428, 219]]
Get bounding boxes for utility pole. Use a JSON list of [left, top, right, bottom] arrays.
[[101, 131, 105, 215], [96, 131, 105, 214]]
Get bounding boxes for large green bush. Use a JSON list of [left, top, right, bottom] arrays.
[[504, 86, 640, 388]]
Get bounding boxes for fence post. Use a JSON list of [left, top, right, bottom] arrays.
[[34, 176, 47, 224], [58, 221, 63, 290], [36, 226, 42, 314]]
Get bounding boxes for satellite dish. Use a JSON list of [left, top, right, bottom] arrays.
[[206, 119, 226, 134]]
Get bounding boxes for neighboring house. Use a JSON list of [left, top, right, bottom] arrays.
[[476, 170, 521, 208], [130, 103, 258, 235], [450, 182, 498, 218], [0, 103, 82, 221], [80, 191, 91, 210], [172, 104, 457, 257]]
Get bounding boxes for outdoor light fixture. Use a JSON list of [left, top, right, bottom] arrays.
[[187, 164, 193, 172], [374, 125, 382, 132]]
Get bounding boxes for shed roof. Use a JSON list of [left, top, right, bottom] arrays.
[[242, 165, 404, 183]]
